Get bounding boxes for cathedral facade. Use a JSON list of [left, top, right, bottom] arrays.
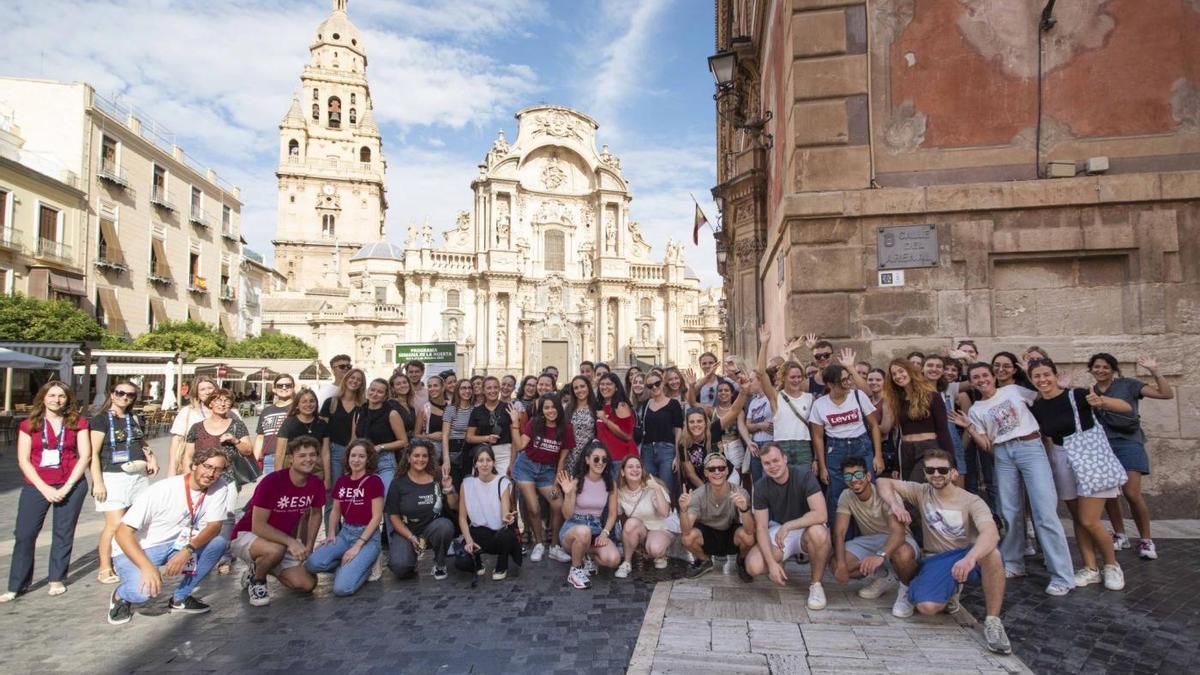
[[262, 2, 723, 376]]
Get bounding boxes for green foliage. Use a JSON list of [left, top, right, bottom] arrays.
[[131, 320, 226, 358], [226, 332, 317, 359], [0, 294, 104, 342]]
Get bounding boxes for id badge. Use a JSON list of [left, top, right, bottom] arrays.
[[112, 448, 131, 464], [171, 530, 191, 551], [39, 449, 61, 468]]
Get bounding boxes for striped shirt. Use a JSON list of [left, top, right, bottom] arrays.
[[443, 404, 474, 440]]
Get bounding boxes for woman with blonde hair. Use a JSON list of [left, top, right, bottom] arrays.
[[679, 408, 716, 490], [166, 376, 216, 476], [880, 358, 955, 481], [615, 455, 673, 578], [320, 367, 366, 490]]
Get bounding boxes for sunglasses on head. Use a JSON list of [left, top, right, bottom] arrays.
[[704, 464, 728, 474], [841, 470, 866, 482], [923, 466, 952, 476]]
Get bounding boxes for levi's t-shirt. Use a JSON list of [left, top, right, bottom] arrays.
[[808, 390, 875, 439], [967, 385, 1039, 444], [231, 469, 326, 540], [333, 473, 384, 527]]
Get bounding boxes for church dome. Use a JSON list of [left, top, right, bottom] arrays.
[[312, 1, 365, 61], [351, 240, 405, 261]]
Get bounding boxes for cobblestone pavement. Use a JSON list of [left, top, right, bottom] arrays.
[[630, 564, 1031, 674], [961, 539, 1200, 675]]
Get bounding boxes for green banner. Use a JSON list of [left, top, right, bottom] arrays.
[[393, 342, 457, 379]]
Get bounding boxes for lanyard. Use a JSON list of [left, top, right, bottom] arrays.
[[108, 411, 134, 452], [43, 418, 66, 455], [183, 475, 207, 531]]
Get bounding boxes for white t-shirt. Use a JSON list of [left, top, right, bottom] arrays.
[[967, 384, 1039, 444], [116, 475, 231, 557], [774, 391, 814, 441], [808, 390, 876, 439], [462, 475, 511, 530]]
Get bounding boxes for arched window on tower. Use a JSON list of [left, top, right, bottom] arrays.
[[322, 214, 336, 238], [288, 139, 299, 157], [313, 88, 319, 100], [327, 97, 342, 128], [359, 146, 371, 163], [446, 289, 460, 309], [349, 108, 356, 124], [350, 93, 356, 104], [544, 230, 565, 272], [312, 104, 319, 121]]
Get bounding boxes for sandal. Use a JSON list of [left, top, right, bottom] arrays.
[[216, 561, 232, 575], [47, 582, 67, 597], [97, 569, 120, 584]]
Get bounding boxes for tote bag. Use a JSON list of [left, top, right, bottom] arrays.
[[1063, 391, 1127, 496]]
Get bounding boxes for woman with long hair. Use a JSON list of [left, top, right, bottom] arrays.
[[705, 378, 751, 487], [1028, 359, 1130, 591], [992, 351, 1034, 390], [1089, 353, 1173, 559], [635, 372, 684, 493], [389, 372, 422, 454], [466, 377, 516, 475], [662, 367, 688, 405], [564, 375, 598, 476], [512, 394, 574, 563], [183, 388, 253, 574], [810, 363, 883, 521], [167, 376, 216, 476], [626, 370, 646, 410], [274, 388, 331, 488], [558, 442, 621, 589], [418, 375, 447, 467], [624, 366, 644, 403], [2, 381, 92, 602], [595, 373, 636, 479], [679, 408, 715, 489], [320, 367, 366, 492], [470, 375, 485, 406], [459, 445, 520, 580], [305, 439, 384, 596], [615, 455, 673, 577], [351, 379, 408, 493], [880, 358, 955, 482], [89, 380, 155, 585], [387, 440, 458, 579], [442, 379, 476, 485], [517, 376, 538, 411], [256, 373, 296, 475]]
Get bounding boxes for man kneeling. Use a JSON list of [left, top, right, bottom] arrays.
[[108, 447, 231, 624], [230, 436, 327, 606], [832, 455, 920, 615], [745, 443, 832, 610], [876, 450, 1012, 655], [678, 453, 756, 580]]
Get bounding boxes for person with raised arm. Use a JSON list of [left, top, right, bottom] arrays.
[[512, 394, 574, 563], [678, 452, 756, 581], [558, 442, 621, 589]]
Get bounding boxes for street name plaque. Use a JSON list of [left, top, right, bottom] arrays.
[[877, 224, 939, 269]]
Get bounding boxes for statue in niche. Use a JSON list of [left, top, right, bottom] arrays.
[[497, 296, 509, 330], [541, 155, 566, 191], [549, 286, 562, 308], [448, 318, 460, 341], [604, 213, 617, 253], [496, 216, 510, 247], [357, 336, 373, 365], [640, 323, 650, 343], [496, 328, 507, 360], [580, 253, 592, 277], [421, 220, 433, 248]]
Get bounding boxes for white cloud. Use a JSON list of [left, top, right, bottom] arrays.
[[580, 0, 673, 140]]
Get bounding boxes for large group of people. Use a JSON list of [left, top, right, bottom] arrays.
[[0, 335, 1173, 656]]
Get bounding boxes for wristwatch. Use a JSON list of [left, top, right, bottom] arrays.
[[183, 543, 196, 554], [873, 550, 887, 559]]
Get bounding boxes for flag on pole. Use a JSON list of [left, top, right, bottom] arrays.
[[692, 198, 710, 245]]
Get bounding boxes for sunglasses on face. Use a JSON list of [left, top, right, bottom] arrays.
[[841, 470, 866, 482], [814, 352, 832, 361], [923, 466, 952, 476], [646, 381, 662, 389], [113, 390, 137, 399], [705, 464, 728, 474], [334, 363, 351, 370], [276, 383, 294, 389], [590, 456, 608, 465]]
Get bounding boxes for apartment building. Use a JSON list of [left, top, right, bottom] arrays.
[[0, 77, 247, 339]]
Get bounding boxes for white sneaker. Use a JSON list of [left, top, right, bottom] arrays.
[[807, 582, 827, 610], [615, 561, 631, 579], [858, 572, 895, 599], [247, 581, 270, 607], [1112, 532, 1131, 550], [491, 569, 508, 581], [1074, 567, 1101, 587], [654, 557, 669, 569], [891, 583, 914, 618], [547, 545, 571, 563], [583, 555, 598, 576], [530, 543, 546, 563], [1138, 539, 1158, 560], [1005, 568, 1026, 579], [1045, 583, 1072, 596], [1023, 539, 1038, 557], [723, 555, 737, 575], [1103, 564, 1125, 591], [567, 566, 592, 590], [369, 554, 384, 582]]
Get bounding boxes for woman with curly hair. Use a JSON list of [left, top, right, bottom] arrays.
[[563, 375, 599, 476], [881, 359, 955, 482], [557, 441, 620, 589]]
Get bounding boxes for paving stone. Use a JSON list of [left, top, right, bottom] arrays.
[[710, 619, 750, 653], [801, 625, 868, 659], [651, 650, 770, 674], [806, 607, 889, 626], [714, 585, 780, 603], [748, 619, 806, 654], [766, 652, 812, 674]]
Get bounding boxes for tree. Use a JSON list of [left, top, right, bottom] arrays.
[[131, 320, 226, 358], [226, 332, 317, 359], [0, 294, 104, 342]]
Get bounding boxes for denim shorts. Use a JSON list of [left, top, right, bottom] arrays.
[[1108, 436, 1150, 475], [908, 547, 981, 605], [513, 452, 557, 488], [559, 514, 604, 543]]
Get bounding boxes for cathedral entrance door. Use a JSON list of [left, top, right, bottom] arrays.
[[541, 340, 568, 375]]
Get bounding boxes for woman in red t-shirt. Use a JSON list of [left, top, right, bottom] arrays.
[[595, 373, 636, 479], [512, 393, 575, 563], [2, 381, 92, 602]]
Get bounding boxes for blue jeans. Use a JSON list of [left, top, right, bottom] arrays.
[[114, 536, 228, 603], [263, 453, 275, 475], [822, 433, 874, 525], [304, 523, 381, 597], [639, 442, 677, 495], [377, 453, 397, 534], [993, 437, 1075, 589], [324, 443, 347, 522]]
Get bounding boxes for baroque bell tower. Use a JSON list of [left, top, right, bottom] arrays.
[[273, 0, 387, 293]]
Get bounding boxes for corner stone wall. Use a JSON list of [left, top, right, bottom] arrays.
[[777, 170, 1200, 518]]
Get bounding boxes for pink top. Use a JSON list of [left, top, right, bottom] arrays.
[[595, 403, 637, 462], [19, 417, 88, 486], [575, 476, 609, 517]]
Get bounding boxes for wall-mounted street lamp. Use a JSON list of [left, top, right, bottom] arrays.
[[708, 50, 773, 149], [715, 236, 729, 266]]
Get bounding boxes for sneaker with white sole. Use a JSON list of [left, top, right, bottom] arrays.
[[1103, 564, 1125, 591], [1112, 532, 1131, 550], [567, 566, 592, 590], [547, 545, 571, 563], [891, 583, 914, 618], [984, 616, 1012, 655], [530, 543, 546, 562], [432, 565, 448, 580], [1138, 539, 1158, 560], [247, 581, 270, 607], [858, 573, 895, 599], [723, 555, 737, 576], [168, 595, 211, 614], [654, 557, 669, 569], [807, 582, 827, 610], [583, 555, 598, 576], [492, 569, 508, 581], [1005, 568, 1026, 579], [1074, 567, 1101, 587], [945, 584, 962, 613], [108, 589, 133, 625], [239, 568, 253, 590], [615, 561, 631, 579], [369, 554, 384, 582], [1045, 583, 1072, 596]]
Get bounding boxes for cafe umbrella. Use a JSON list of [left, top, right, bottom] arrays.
[[247, 366, 280, 405], [192, 363, 245, 389]]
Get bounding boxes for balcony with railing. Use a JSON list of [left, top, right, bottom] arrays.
[[189, 207, 210, 228], [428, 250, 475, 273], [630, 264, 665, 281], [94, 245, 128, 273], [97, 161, 129, 188], [0, 227, 22, 251], [35, 237, 72, 263], [150, 186, 175, 211], [187, 275, 208, 294]]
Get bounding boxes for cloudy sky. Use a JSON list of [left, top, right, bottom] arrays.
[[3, 0, 721, 285]]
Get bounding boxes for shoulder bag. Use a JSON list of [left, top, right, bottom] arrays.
[[1063, 391, 1127, 495]]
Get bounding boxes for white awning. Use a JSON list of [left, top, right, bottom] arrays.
[[73, 363, 176, 376]]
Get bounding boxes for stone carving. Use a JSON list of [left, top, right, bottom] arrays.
[[549, 285, 562, 308], [534, 199, 573, 226], [665, 237, 684, 264], [541, 154, 567, 191], [734, 236, 765, 265], [421, 220, 433, 248], [486, 130, 509, 166], [606, 299, 618, 359], [629, 220, 649, 248], [447, 317, 460, 340], [443, 211, 472, 250], [580, 249, 593, 277], [530, 110, 586, 141], [357, 336, 373, 364], [495, 199, 511, 247], [604, 213, 617, 253], [956, 0, 1114, 78], [599, 144, 621, 170], [884, 100, 927, 152], [496, 327, 507, 360], [406, 223, 418, 248], [640, 323, 650, 343], [874, 0, 915, 42]]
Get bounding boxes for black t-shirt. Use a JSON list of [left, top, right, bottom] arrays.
[[355, 401, 402, 446], [320, 396, 356, 446], [395, 403, 416, 438], [385, 473, 443, 534], [1029, 388, 1096, 446], [468, 403, 513, 445], [89, 411, 146, 472], [640, 398, 684, 444], [277, 415, 330, 444], [752, 467, 822, 522]]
